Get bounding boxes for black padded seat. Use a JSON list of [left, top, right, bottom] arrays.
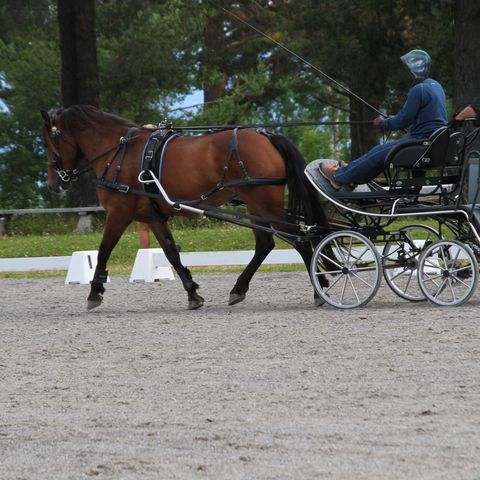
[[382, 126, 466, 199], [384, 127, 450, 169]]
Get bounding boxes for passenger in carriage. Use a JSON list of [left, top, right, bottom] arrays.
[[319, 49, 448, 190], [455, 97, 480, 121]]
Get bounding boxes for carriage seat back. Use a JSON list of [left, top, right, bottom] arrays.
[[382, 126, 466, 199], [385, 126, 457, 169]]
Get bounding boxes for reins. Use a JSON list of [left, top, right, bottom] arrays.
[[170, 119, 375, 132]]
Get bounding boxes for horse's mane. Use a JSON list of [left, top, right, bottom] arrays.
[[60, 105, 138, 132]]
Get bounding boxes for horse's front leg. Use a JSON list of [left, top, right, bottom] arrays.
[[149, 220, 204, 310], [87, 213, 131, 311]]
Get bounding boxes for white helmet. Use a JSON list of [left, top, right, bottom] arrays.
[[400, 49, 431, 81]]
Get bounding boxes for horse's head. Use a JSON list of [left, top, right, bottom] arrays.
[[41, 108, 84, 193]]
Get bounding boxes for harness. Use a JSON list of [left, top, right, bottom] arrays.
[[139, 127, 179, 194], [48, 124, 138, 185], [96, 127, 287, 207], [98, 127, 137, 183]]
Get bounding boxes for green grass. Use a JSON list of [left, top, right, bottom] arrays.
[[0, 217, 448, 278], [0, 223, 296, 277]]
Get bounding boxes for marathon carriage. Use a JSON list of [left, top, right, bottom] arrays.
[[304, 120, 480, 308], [41, 105, 480, 311]]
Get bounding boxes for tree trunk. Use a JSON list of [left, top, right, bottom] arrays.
[[57, 0, 99, 106], [349, 95, 380, 160], [57, 0, 77, 106], [73, 0, 99, 105], [454, 1, 480, 110], [57, 0, 99, 207], [203, 12, 226, 105], [454, 1, 480, 202]]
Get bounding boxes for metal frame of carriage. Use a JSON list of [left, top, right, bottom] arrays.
[[137, 119, 480, 309], [303, 120, 480, 308]]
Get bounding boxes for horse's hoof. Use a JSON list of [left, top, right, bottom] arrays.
[[314, 296, 326, 307], [228, 293, 246, 306], [188, 295, 204, 310], [87, 294, 103, 311], [87, 299, 102, 311]]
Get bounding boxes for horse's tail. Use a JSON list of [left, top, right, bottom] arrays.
[[268, 134, 328, 227]]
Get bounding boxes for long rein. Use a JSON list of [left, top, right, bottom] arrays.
[[51, 117, 375, 179]]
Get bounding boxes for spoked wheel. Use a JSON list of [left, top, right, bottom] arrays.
[[310, 231, 382, 309], [418, 240, 479, 306], [382, 224, 440, 302]]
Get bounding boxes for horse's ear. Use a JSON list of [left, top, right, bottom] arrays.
[[40, 109, 51, 126]]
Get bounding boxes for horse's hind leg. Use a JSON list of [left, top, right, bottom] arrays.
[[292, 240, 325, 307], [149, 221, 204, 310], [229, 216, 323, 307], [229, 227, 275, 305]]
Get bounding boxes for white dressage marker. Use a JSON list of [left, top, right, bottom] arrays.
[[65, 251, 110, 285], [129, 248, 304, 283], [130, 248, 175, 283]]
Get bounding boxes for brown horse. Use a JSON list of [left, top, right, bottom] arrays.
[[41, 105, 328, 310]]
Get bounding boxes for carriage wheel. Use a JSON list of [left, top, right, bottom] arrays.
[[310, 231, 381, 309], [418, 240, 478, 306], [382, 224, 440, 302]]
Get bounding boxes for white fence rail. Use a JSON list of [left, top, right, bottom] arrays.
[[0, 256, 71, 272], [0, 249, 304, 284]]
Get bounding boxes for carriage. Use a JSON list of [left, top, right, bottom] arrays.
[[41, 106, 480, 310], [304, 120, 480, 308]]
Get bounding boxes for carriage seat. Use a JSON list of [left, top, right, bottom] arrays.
[[381, 126, 466, 199], [384, 126, 460, 169]]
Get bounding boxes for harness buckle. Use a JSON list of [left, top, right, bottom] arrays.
[[145, 150, 154, 162], [117, 184, 130, 194], [57, 169, 71, 182]]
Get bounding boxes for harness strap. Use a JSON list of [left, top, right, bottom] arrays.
[[99, 127, 137, 181], [197, 127, 254, 202], [224, 128, 249, 178], [232, 128, 250, 179], [200, 176, 287, 201], [96, 176, 286, 199], [95, 177, 299, 229]]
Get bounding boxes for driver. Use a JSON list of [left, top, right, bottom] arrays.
[[319, 49, 448, 190]]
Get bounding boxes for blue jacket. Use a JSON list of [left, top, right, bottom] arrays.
[[383, 79, 447, 138]]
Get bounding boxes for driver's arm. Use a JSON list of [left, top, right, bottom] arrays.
[[455, 96, 480, 121]]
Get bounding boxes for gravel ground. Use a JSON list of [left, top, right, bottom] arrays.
[[1, 272, 480, 479]]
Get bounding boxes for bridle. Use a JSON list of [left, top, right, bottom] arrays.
[[47, 125, 84, 183], [46, 121, 135, 185]]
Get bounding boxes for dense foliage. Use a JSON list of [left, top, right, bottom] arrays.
[[0, 0, 470, 208]]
